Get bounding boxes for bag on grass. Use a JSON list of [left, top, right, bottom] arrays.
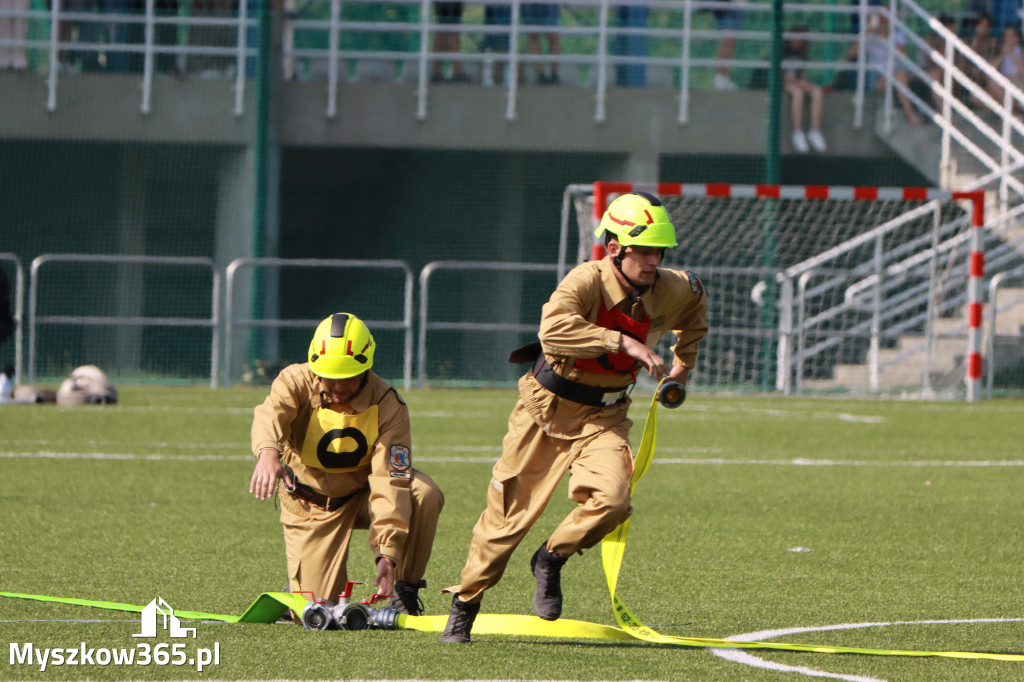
[[56, 365, 118, 405]]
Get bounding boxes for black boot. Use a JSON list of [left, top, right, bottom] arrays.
[[391, 579, 426, 616], [440, 595, 481, 643], [530, 542, 568, 620]]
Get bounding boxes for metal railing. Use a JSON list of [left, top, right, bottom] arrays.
[[417, 260, 560, 387], [224, 257, 414, 390], [28, 254, 221, 387], [987, 267, 1024, 397], [889, 0, 1024, 204], [26, 1, 259, 114], [7, 251, 1023, 395], [783, 199, 957, 391], [8, 0, 1023, 195], [4, 0, 889, 122], [778, 194, 993, 397]]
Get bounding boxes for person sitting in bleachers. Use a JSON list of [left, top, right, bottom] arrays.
[[843, 12, 923, 125]]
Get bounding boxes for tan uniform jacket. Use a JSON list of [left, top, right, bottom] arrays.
[[522, 256, 708, 440], [251, 364, 413, 564]]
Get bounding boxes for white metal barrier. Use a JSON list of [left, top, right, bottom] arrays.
[[6, 0, 876, 122], [417, 260, 560, 387], [785, 199, 954, 395], [12, 252, 1021, 394], [291, 0, 871, 124], [28, 254, 221, 387], [987, 267, 1024, 398], [224, 257, 413, 390], [0, 253, 25, 385], [10, 0, 1024, 203]]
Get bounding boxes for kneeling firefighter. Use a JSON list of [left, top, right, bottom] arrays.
[[249, 313, 445, 617]]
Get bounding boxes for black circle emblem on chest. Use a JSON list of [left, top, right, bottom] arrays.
[[317, 427, 368, 469]]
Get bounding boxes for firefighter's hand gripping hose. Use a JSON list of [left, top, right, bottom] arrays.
[[3, 380, 1023, 661]]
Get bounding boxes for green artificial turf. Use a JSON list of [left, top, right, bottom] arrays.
[[2, 387, 1023, 680]]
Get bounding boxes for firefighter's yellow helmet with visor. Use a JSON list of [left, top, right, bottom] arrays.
[[308, 313, 375, 379], [594, 191, 678, 248]]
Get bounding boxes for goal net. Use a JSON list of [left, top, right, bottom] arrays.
[[563, 182, 984, 397]]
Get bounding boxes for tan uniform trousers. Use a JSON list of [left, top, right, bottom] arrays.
[[280, 469, 444, 603], [454, 400, 634, 603]]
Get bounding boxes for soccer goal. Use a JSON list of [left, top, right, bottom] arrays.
[[560, 182, 987, 400]]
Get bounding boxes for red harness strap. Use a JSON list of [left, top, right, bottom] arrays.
[[575, 301, 651, 376]]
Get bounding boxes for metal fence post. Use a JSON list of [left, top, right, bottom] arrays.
[[0, 254, 25, 385], [225, 258, 413, 390], [869, 234, 883, 392], [776, 273, 793, 394]]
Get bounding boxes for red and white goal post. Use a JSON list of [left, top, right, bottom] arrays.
[[559, 182, 987, 400]]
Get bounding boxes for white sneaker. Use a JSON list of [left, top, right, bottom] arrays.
[[807, 129, 827, 153], [792, 130, 809, 153], [712, 73, 737, 91]]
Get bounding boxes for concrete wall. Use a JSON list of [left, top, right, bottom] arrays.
[[2, 71, 890, 169]]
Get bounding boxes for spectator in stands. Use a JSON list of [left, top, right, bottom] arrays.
[[0, 0, 28, 70], [187, 0, 237, 77], [481, 3, 510, 85], [969, 12, 1000, 63], [967, 12, 1000, 100], [53, 0, 85, 71], [522, 3, 560, 84], [985, 23, 1024, 106], [432, 2, 468, 82], [712, 0, 744, 90], [64, 0, 178, 73], [848, 0, 884, 35], [845, 12, 923, 125], [989, 0, 1023, 32], [783, 26, 827, 153], [105, 0, 137, 73], [919, 13, 963, 110], [614, 1, 647, 86]]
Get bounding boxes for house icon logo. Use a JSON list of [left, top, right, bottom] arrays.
[[133, 597, 196, 638]]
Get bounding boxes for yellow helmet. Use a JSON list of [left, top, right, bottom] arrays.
[[307, 313, 375, 379], [594, 192, 678, 248]]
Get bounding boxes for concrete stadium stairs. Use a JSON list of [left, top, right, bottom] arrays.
[[801, 287, 1024, 392], [799, 105, 1024, 392]]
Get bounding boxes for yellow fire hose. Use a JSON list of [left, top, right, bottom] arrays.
[[3, 381, 1023, 661]]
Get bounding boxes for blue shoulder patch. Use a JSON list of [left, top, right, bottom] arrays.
[[685, 270, 704, 295]]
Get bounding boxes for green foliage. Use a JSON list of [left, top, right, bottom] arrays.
[[2, 387, 1024, 680]]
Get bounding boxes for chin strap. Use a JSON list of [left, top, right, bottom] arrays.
[[611, 254, 648, 294]]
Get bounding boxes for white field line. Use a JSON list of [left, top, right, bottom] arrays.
[[43, 406, 500, 418], [667, 402, 1024, 415], [70, 406, 257, 414], [1, 439, 243, 449], [2, 450, 1024, 467], [711, 618, 1024, 682], [651, 457, 1024, 467], [0, 619, 139, 624]]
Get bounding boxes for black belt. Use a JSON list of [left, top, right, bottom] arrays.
[[532, 356, 633, 407], [286, 479, 358, 512]]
